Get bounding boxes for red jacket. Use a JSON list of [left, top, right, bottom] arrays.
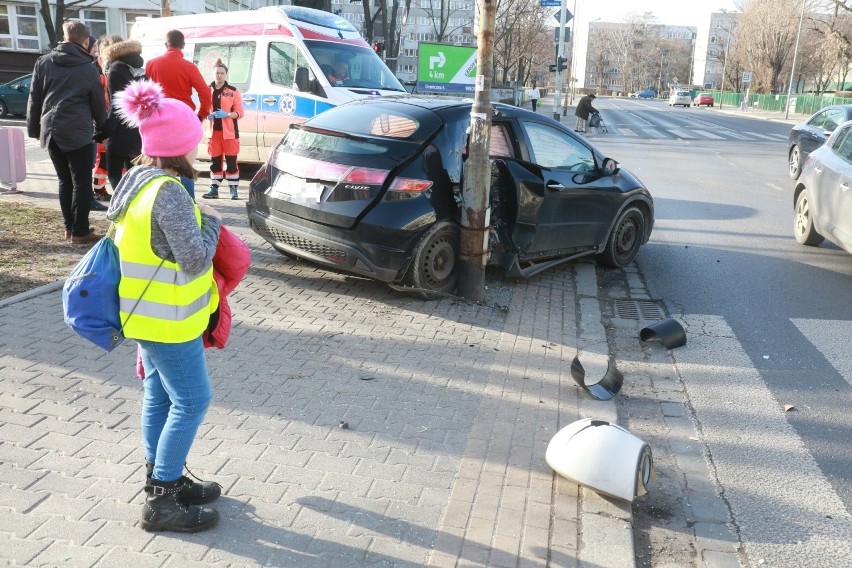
[[145, 48, 212, 121]]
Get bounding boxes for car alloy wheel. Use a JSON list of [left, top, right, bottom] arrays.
[[597, 206, 645, 268], [406, 220, 460, 295], [789, 145, 802, 180], [0, 100, 8, 118], [794, 189, 824, 246]]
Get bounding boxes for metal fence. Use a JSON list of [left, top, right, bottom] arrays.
[[705, 91, 852, 117]]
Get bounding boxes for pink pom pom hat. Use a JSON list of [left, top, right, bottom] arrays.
[[115, 79, 202, 158]]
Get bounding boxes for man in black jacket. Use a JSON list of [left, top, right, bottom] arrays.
[[27, 20, 107, 244]]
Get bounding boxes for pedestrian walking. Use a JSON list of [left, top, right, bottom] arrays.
[[98, 35, 144, 191], [574, 93, 597, 133], [202, 59, 244, 200], [144, 29, 212, 198], [530, 83, 540, 112], [109, 78, 223, 533], [27, 20, 107, 244]]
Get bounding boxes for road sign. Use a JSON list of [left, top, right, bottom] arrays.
[[540, 0, 560, 6], [416, 43, 478, 93], [743, 71, 752, 83], [553, 8, 573, 24]]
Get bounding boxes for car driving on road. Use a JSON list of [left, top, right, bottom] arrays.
[[246, 97, 654, 295], [788, 104, 852, 180], [793, 119, 852, 255], [668, 89, 692, 107], [693, 93, 715, 107], [629, 90, 655, 99]]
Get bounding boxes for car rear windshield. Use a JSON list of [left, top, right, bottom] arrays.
[[305, 102, 443, 143]]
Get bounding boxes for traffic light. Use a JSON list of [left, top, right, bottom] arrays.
[[557, 56, 568, 72], [373, 42, 384, 54]]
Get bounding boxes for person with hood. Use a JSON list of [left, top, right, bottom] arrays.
[[97, 35, 144, 190], [27, 20, 107, 244], [574, 93, 598, 133], [109, 79, 222, 533]]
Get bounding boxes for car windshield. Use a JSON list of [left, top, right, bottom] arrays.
[[303, 40, 406, 92]]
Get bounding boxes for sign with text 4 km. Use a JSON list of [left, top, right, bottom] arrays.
[[417, 43, 478, 93]]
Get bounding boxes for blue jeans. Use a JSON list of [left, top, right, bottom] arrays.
[[139, 337, 212, 482], [180, 176, 195, 200]]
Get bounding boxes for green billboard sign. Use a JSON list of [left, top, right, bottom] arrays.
[[417, 43, 478, 93]]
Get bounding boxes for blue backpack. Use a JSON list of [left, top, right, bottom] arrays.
[[62, 235, 124, 352]]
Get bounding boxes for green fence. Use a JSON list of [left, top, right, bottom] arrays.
[[705, 91, 852, 117]]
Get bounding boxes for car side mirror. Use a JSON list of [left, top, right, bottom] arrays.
[[602, 157, 619, 176]]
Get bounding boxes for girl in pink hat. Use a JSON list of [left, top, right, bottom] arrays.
[[107, 79, 223, 533]]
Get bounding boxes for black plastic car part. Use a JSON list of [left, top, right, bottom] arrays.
[[639, 318, 686, 349], [570, 355, 624, 401]]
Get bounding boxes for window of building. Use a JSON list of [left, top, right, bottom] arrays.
[[400, 64, 414, 73], [66, 8, 107, 38], [0, 4, 40, 51], [124, 11, 156, 38]]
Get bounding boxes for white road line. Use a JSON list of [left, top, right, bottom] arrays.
[[791, 319, 852, 389], [673, 314, 852, 567], [690, 129, 726, 140], [766, 182, 786, 192]]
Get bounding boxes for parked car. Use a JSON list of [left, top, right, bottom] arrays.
[[793, 119, 852, 255], [668, 89, 692, 107], [246, 96, 654, 295], [693, 93, 715, 107], [0, 73, 31, 118], [629, 90, 655, 99], [788, 104, 852, 180]]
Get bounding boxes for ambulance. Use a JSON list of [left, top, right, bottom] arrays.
[[131, 5, 407, 164]]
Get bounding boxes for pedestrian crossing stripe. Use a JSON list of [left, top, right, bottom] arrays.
[[791, 319, 852, 389], [689, 129, 725, 140]]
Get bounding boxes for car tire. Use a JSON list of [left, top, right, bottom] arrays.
[[789, 145, 802, 180], [794, 189, 824, 246], [405, 220, 460, 296], [0, 100, 8, 118], [597, 206, 645, 268]]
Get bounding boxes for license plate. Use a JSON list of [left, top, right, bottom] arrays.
[[267, 174, 324, 205]]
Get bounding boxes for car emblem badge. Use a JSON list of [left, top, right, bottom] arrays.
[[278, 94, 296, 116]]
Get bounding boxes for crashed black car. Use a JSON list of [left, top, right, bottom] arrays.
[[246, 96, 654, 293]]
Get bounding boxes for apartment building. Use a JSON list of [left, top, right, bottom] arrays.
[[691, 9, 738, 90]]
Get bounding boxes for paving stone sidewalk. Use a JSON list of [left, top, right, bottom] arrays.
[[0, 161, 636, 567]]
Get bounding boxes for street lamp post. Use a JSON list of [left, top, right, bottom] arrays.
[[784, 0, 806, 120]]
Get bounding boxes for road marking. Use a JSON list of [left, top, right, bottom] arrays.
[[791, 319, 852, 389], [766, 182, 785, 192], [673, 314, 852, 567]]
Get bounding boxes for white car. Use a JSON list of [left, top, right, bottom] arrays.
[[668, 89, 692, 108]]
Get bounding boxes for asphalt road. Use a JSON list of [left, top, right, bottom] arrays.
[[590, 100, 852, 566]]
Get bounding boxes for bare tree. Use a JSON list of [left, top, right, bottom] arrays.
[[736, 0, 802, 93], [38, 0, 102, 48], [493, 0, 551, 86], [421, 0, 471, 43]]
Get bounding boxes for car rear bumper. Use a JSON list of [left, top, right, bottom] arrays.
[[246, 204, 411, 283]]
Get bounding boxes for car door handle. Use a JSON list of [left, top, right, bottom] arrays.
[[841, 182, 850, 192], [814, 166, 822, 174], [546, 181, 566, 191], [263, 97, 277, 105], [242, 96, 256, 103]]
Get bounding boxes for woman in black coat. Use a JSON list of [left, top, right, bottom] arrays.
[[98, 37, 144, 190]]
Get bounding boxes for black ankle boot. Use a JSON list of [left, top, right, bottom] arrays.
[[140, 478, 219, 533], [146, 462, 222, 505]]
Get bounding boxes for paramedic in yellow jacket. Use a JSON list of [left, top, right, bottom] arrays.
[[202, 58, 245, 200], [109, 79, 223, 533]]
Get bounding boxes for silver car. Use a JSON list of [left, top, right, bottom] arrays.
[[668, 89, 691, 108], [793, 119, 852, 254]]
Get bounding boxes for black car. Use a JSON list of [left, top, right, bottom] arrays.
[[246, 96, 654, 294], [788, 104, 852, 179]]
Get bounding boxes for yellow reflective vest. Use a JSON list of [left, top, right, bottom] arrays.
[[114, 176, 218, 343]]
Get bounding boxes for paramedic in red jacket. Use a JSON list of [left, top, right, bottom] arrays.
[[202, 59, 244, 200], [144, 30, 211, 199]]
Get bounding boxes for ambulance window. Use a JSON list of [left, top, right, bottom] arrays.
[[269, 42, 316, 93], [193, 42, 254, 92]]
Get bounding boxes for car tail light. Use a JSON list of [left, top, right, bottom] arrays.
[[272, 153, 389, 186], [388, 178, 433, 193]]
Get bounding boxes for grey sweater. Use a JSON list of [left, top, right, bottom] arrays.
[[106, 165, 220, 276]]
